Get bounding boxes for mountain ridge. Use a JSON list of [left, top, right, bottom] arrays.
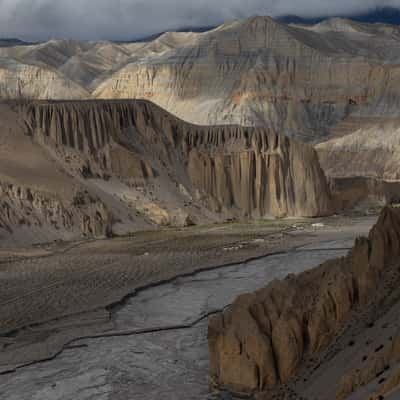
[[2, 15, 400, 185]]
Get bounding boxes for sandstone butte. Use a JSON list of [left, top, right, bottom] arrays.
[[0, 100, 332, 244], [208, 206, 400, 399]]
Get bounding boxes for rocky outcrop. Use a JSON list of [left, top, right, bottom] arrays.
[[0, 99, 331, 243], [12, 100, 332, 219], [208, 207, 400, 394], [0, 181, 112, 238], [328, 177, 400, 212], [185, 126, 332, 217]]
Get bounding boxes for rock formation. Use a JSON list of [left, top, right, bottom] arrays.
[[2, 17, 400, 204], [17, 100, 332, 218], [0, 99, 331, 244], [1, 17, 400, 144], [2, 16, 400, 211], [208, 207, 400, 395], [0, 182, 112, 238]]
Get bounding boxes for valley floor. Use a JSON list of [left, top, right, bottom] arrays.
[[0, 215, 376, 399]]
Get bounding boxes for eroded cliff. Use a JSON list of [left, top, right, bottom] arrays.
[[15, 100, 332, 219]]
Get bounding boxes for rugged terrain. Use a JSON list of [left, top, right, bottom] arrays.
[[0, 211, 374, 399], [0, 99, 331, 244], [1, 17, 400, 143], [209, 206, 400, 399], [1, 17, 400, 197]]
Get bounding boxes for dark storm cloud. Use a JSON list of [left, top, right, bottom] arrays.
[[1, 0, 400, 41]]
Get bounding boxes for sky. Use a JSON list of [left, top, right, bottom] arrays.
[[1, 0, 400, 41]]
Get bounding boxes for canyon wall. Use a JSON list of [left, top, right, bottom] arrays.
[[0, 99, 332, 243], [208, 207, 400, 395], [185, 126, 332, 217], [2, 17, 400, 199], [12, 100, 332, 220]]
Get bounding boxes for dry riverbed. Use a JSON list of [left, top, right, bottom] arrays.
[[0, 215, 376, 396]]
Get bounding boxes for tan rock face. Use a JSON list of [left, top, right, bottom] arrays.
[[0, 99, 331, 243], [14, 100, 332, 220], [185, 127, 332, 217], [93, 17, 400, 142], [208, 207, 400, 394], [0, 62, 90, 100]]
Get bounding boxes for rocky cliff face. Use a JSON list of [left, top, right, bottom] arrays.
[[185, 127, 331, 217], [0, 61, 90, 99], [13, 100, 332, 219], [208, 207, 400, 395], [336, 330, 400, 400], [0, 99, 331, 243]]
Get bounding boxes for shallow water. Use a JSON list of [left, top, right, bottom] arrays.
[[0, 240, 355, 400]]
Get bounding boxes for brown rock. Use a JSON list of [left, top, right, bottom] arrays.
[[337, 332, 400, 400], [209, 207, 400, 394], [0, 99, 332, 242], [17, 100, 332, 220]]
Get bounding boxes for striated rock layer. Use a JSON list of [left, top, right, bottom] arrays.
[[208, 207, 400, 395], [13, 100, 332, 220]]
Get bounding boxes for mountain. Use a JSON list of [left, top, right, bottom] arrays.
[[278, 7, 400, 25], [2, 16, 400, 188], [120, 25, 217, 43], [93, 16, 400, 142], [0, 38, 33, 47], [2, 16, 400, 143], [317, 120, 400, 181], [0, 99, 331, 245]]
